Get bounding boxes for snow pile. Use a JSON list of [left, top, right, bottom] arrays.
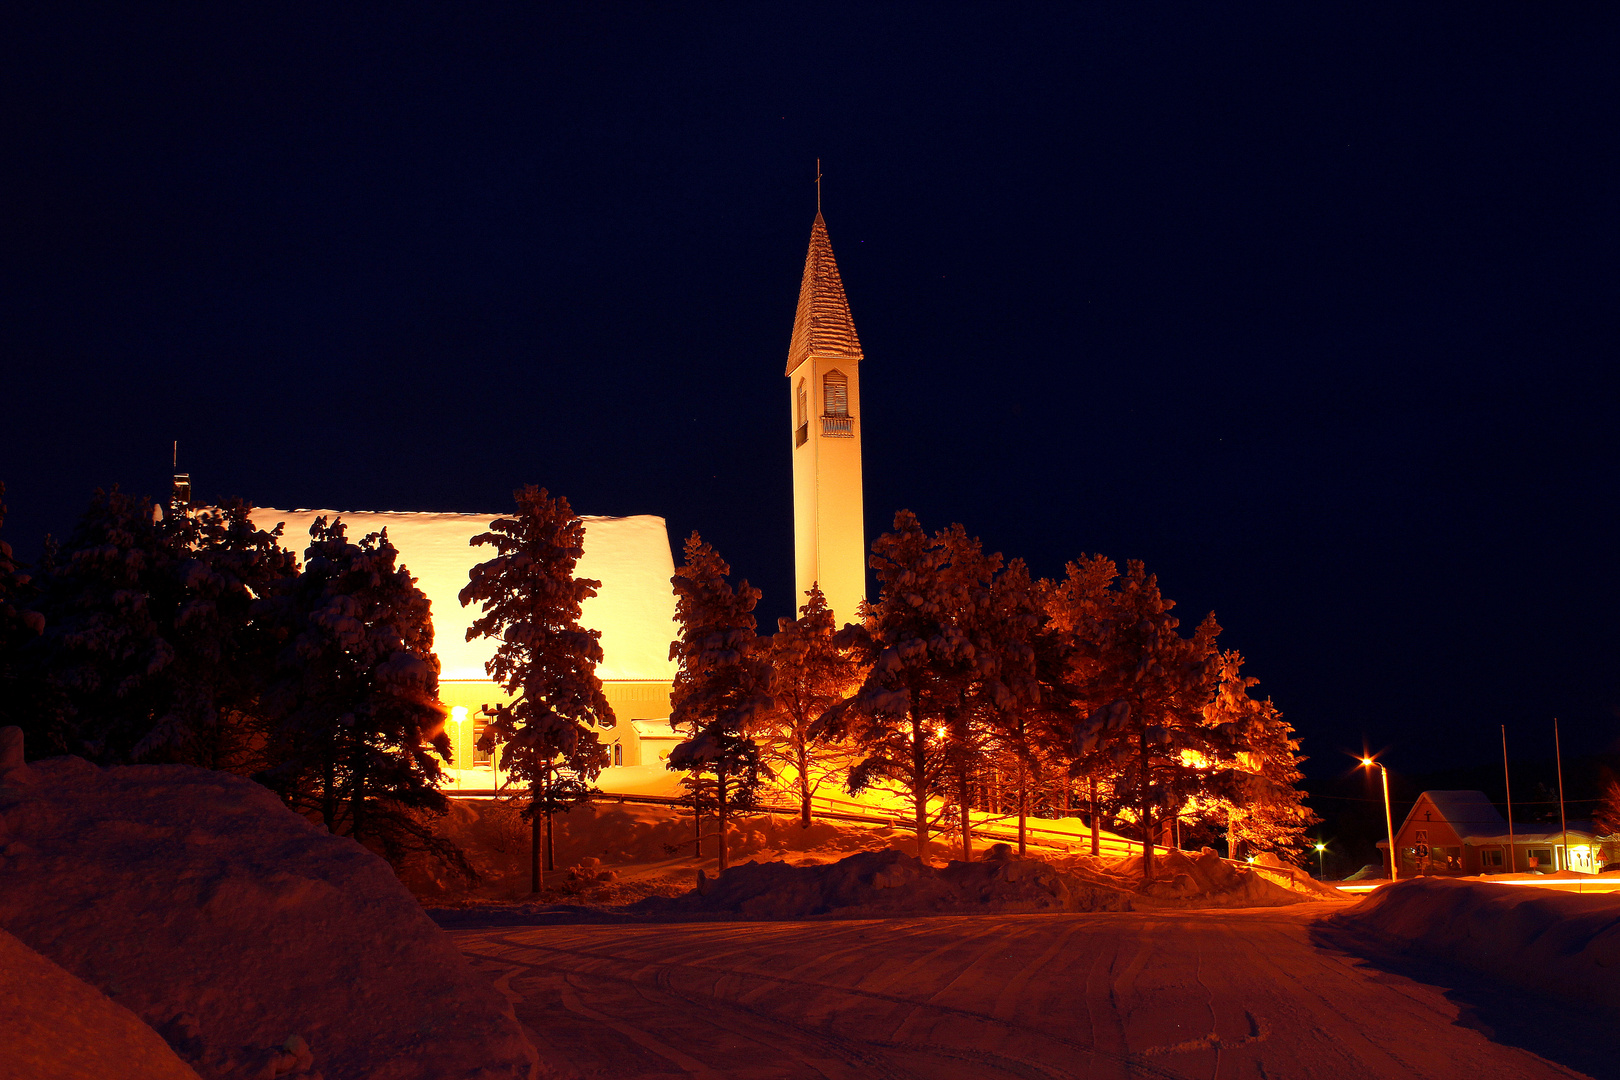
[[0, 927, 202, 1080], [632, 846, 1133, 919], [0, 747, 535, 1080], [1332, 877, 1620, 1013], [408, 798, 934, 903], [1058, 847, 1337, 906]]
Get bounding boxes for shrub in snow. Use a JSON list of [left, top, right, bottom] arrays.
[[0, 743, 534, 1080]]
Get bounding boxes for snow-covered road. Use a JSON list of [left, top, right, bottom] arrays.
[[450, 903, 1589, 1080]]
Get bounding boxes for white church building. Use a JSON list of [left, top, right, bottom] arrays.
[[250, 211, 870, 791]]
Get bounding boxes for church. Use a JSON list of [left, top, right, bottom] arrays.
[[249, 211, 869, 790]]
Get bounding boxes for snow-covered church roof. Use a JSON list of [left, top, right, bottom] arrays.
[[249, 509, 678, 683]]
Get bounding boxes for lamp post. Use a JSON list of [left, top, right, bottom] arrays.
[[1314, 842, 1327, 880], [1362, 757, 1397, 882]]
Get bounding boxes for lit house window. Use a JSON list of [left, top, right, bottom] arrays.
[[821, 370, 852, 436]]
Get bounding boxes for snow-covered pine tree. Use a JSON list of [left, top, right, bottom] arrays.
[[1064, 560, 1221, 880], [820, 512, 988, 864], [1045, 553, 1122, 856], [974, 557, 1064, 857], [760, 585, 863, 828], [1200, 650, 1317, 861], [24, 487, 177, 761], [259, 517, 450, 860], [666, 533, 770, 872], [459, 486, 613, 892], [21, 487, 297, 768], [0, 482, 45, 732], [145, 498, 298, 770]]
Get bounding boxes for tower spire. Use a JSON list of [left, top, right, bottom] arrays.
[[786, 204, 866, 625], [785, 213, 862, 377]]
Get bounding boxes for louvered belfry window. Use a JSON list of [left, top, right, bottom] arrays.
[[823, 370, 849, 416], [797, 380, 808, 427]]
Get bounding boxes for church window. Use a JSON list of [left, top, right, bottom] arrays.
[[823, 370, 848, 415], [795, 379, 809, 447], [821, 370, 852, 436]]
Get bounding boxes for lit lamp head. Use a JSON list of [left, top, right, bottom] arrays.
[[1360, 756, 1374, 767], [1315, 843, 1326, 853], [450, 705, 468, 726]]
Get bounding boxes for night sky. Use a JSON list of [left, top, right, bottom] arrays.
[[3, 5, 1617, 796]]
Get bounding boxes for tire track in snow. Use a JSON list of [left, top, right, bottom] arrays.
[[469, 925, 1195, 1078]]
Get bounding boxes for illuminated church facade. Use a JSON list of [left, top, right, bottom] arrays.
[[250, 213, 868, 789]]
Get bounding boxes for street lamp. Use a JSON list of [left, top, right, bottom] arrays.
[[1314, 842, 1327, 880], [1361, 756, 1398, 882]]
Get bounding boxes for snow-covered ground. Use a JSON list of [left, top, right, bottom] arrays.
[[0, 749, 536, 1080], [450, 903, 1585, 1079]]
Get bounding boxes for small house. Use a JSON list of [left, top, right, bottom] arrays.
[[1379, 790, 1601, 875]]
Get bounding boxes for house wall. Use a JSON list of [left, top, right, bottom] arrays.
[[438, 678, 672, 778], [1395, 813, 1467, 875]]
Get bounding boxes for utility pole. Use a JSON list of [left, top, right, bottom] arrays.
[[1502, 724, 1515, 873], [1555, 718, 1569, 872]]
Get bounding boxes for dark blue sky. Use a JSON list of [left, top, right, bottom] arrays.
[[3, 4, 1616, 785]]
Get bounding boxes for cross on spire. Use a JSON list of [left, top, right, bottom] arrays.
[[815, 158, 822, 215]]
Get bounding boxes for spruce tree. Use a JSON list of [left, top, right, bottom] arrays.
[[1046, 554, 1123, 856], [1200, 650, 1317, 861], [666, 533, 770, 872], [821, 513, 989, 864], [760, 585, 863, 827], [1065, 560, 1221, 880], [459, 486, 613, 892], [22, 487, 295, 767], [258, 517, 449, 856], [25, 487, 176, 761], [0, 483, 45, 732], [974, 558, 1063, 857], [144, 499, 298, 769]]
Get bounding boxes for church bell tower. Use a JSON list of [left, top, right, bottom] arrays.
[[787, 212, 866, 625]]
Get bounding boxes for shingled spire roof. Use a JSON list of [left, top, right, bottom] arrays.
[[785, 213, 863, 376]]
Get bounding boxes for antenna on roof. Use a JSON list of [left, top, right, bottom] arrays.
[[815, 158, 822, 216]]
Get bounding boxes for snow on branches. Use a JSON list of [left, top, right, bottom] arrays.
[[460, 486, 613, 890], [666, 533, 771, 872]]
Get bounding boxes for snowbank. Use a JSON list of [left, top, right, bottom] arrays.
[[1, 927, 202, 1080], [1331, 877, 1620, 1013], [1063, 847, 1338, 907], [0, 750, 536, 1080], [635, 847, 1133, 919]]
